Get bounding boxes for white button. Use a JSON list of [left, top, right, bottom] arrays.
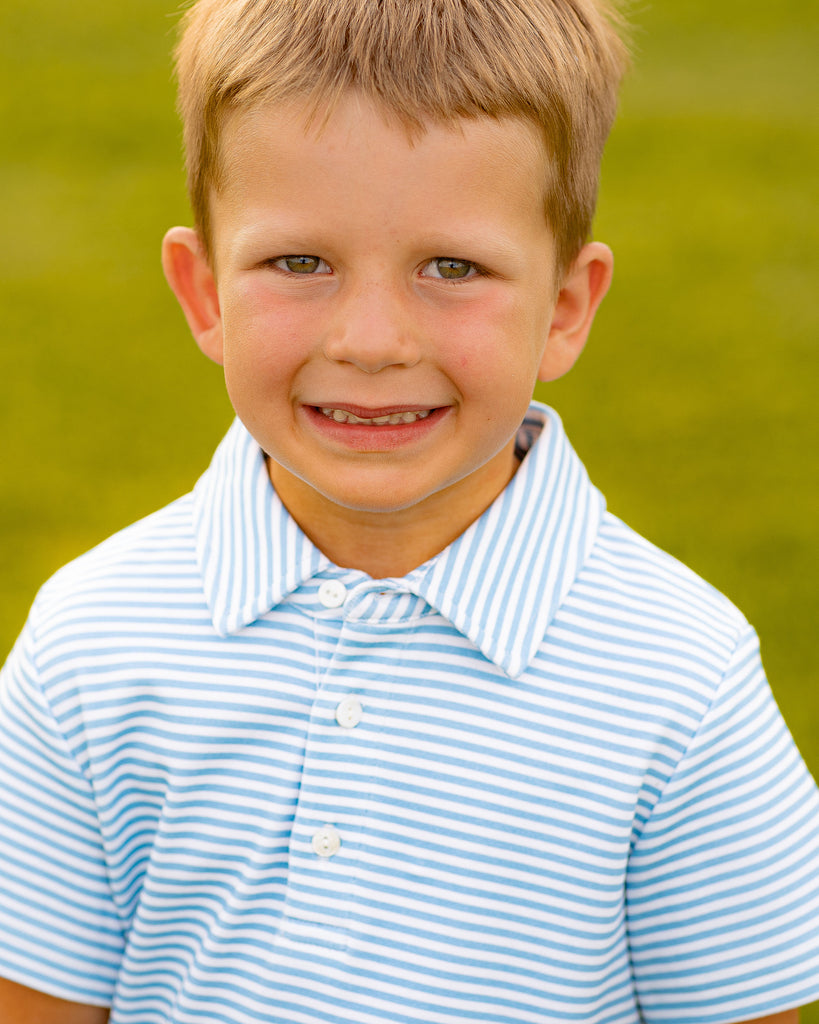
[[335, 695, 363, 729], [311, 825, 341, 858], [318, 580, 347, 608]]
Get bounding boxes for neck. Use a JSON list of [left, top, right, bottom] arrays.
[[267, 453, 519, 579]]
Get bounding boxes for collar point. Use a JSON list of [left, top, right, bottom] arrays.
[[477, 638, 538, 681]]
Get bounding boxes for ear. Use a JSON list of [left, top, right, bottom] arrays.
[[161, 226, 224, 366], [538, 241, 614, 382]]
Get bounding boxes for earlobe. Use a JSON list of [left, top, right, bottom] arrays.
[[161, 226, 225, 366], [537, 242, 614, 382]]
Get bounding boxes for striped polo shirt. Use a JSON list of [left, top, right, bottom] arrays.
[[1, 401, 818, 1023]]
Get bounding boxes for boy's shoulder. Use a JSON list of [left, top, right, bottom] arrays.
[[29, 492, 200, 637], [595, 509, 743, 614], [28, 419, 252, 635], [573, 506, 751, 670], [20, 417, 276, 661]]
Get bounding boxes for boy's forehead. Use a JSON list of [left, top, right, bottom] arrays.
[[218, 91, 550, 191]]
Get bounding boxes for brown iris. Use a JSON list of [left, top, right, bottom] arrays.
[[435, 258, 472, 279], [283, 255, 322, 273]]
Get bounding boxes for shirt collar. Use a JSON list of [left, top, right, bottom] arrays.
[[193, 401, 605, 678]]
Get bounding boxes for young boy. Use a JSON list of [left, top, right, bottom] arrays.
[[0, 0, 817, 1021]]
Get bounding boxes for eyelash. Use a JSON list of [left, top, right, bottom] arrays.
[[265, 255, 486, 282]]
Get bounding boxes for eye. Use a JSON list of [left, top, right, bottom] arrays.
[[422, 257, 479, 281], [272, 255, 331, 275]]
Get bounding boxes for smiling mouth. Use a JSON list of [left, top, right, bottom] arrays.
[[319, 407, 432, 425]]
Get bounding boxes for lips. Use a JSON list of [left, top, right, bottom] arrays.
[[304, 403, 446, 450], [320, 407, 432, 425]]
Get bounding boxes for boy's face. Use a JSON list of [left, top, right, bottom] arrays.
[[166, 93, 609, 553]]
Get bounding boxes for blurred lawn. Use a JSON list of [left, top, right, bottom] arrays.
[[0, 1, 817, 1010]]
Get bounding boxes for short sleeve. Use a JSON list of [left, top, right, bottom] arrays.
[[627, 626, 819, 1023], [0, 612, 125, 1005]]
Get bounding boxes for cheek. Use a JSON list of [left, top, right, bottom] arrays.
[[221, 282, 314, 376], [435, 292, 543, 389]]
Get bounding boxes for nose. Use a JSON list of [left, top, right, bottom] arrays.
[[322, 279, 421, 373]]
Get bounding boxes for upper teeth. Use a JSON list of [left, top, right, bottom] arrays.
[[321, 408, 431, 425]]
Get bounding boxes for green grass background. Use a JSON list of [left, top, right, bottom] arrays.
[[0, 0, 817, 1013]]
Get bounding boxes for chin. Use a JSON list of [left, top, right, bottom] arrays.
[[322, 484, 437, 516]]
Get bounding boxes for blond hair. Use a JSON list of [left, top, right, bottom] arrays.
[[174, 0, 628, 273]]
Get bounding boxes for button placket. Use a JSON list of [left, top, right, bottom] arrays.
[[287, 593, 416, 941]]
